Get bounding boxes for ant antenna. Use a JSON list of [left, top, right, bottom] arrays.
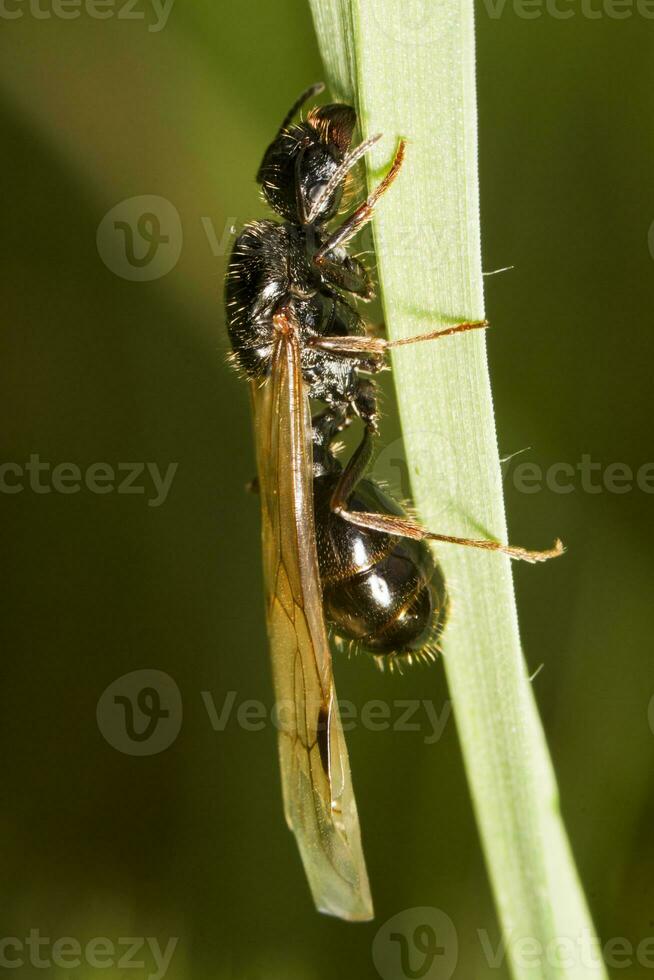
[[279, 82, 325, 134], [306, 133, 383, 223]]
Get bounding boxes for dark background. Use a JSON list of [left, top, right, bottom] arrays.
[[1, 1, 653, 977]]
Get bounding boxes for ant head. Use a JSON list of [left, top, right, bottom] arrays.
[[257, 104, 356, 225]]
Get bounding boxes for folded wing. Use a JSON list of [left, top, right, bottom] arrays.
[[250, 316, 373, 921]]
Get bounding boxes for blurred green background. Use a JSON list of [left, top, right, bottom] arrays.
[[1, 1, 653, 978]]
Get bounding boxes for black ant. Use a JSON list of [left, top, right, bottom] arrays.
[[223, 83, 563, 921], [226, 82, 561, 669]]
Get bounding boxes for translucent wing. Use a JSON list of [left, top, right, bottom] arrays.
[[250, 316, 373, 922]]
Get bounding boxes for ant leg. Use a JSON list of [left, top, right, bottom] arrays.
[[311, 402, 360, 478], [329, 427, 376, 511], [313, 378, 380, 448], [312, 403, 349, 452], [309, 319, 489, 358], [338, 505, 564, 564], [313, 140, 406, 260], [330, 432, 563, 564], [321, 296, 385, 374], [351, 378, 380, 431], [315, 252, 375, 299]]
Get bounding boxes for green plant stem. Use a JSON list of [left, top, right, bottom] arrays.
[[308, 1, 607, 977]]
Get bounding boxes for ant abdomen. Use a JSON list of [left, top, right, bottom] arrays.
[[314, 473, 449, 664]]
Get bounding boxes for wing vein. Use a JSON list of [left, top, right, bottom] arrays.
[[249, 317, 373, 921]]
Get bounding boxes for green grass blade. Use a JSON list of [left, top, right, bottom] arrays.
[[307, 2, 607, 977]]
